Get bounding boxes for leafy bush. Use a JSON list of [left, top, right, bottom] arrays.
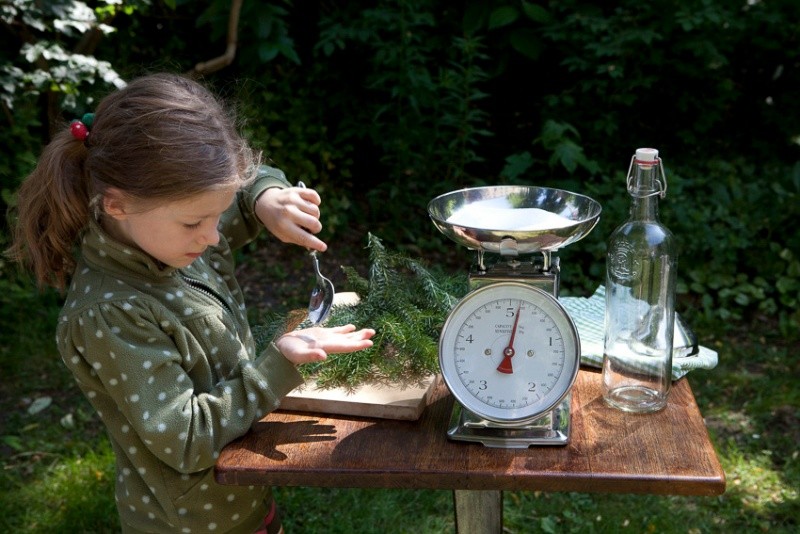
[[2, 0, 799, 336]]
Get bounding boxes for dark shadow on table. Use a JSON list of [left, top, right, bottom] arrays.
[[248, 420, 337, 461]]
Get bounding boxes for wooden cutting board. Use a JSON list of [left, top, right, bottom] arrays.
[[279, 374, 440, 421], [277, 292, 440, 420]]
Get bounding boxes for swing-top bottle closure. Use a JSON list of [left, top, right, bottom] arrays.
[[626, 147, 668, 199]]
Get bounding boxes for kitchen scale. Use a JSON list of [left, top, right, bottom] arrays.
[[428, 185, 602, 448]]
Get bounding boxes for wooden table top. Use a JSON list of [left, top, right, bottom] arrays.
[[215, 368, 726, 496]]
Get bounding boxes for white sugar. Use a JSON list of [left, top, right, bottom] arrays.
[[446, 199, 576, 231]]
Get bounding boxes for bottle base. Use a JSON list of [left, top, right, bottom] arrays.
[[603, 385, 667, 413]]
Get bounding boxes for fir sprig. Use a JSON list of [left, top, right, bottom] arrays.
[[253, 233, 468, 390]]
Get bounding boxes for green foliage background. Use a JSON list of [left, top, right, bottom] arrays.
[[2, 0, 798, 334]]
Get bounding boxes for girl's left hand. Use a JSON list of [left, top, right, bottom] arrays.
[[276, 324, 376, 365], [255, 186, 327, 252]]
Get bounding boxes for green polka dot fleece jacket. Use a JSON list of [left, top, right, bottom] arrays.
[[56, 166, 304, 533]]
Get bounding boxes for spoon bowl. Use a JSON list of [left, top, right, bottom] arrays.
[[307, 249, 335, 325], [297, 181, 335, 324]]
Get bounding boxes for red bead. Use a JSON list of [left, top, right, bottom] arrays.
[[70, 120, 89, 141]]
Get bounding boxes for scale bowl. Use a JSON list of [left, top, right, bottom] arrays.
[[428, 185, 602, 255]]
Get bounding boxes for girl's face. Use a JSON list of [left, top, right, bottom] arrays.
[[103, 188, 237, 268]]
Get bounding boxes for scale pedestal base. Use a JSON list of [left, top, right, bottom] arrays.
[[446, 395, 572, 448]]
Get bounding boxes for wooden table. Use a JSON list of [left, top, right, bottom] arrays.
[[216, 368, 726, 532]]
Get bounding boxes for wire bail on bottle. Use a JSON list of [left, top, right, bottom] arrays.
[[626, 154, 668, 199]]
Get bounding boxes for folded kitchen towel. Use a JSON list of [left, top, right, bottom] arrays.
[[560, 286, 718, 380]]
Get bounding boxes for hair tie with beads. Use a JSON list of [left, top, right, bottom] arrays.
[[70, 113, 94, 143]]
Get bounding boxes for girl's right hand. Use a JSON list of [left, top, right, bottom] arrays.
[[255, 186, 327, 252], [275, 324, 376, 365]]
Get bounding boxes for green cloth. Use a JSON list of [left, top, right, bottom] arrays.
[[560, 286, 718, 380], [56, 166, 304, 533]]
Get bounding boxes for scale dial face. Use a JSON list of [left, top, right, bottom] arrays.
[[439, 282, 580, 424]]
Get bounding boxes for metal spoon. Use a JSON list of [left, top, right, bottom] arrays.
[[297, 181, 335, 324]]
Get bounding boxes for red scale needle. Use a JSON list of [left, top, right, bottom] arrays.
[[497, 302, 522, 374]]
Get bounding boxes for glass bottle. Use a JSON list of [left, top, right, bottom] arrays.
[[602, 148, 677, 413]]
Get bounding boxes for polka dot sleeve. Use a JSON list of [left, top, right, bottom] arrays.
[[221, 165, 291, 251], [57, 296, 303, 474]]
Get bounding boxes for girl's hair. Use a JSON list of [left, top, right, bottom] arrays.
[[7, 73, 259, 290]]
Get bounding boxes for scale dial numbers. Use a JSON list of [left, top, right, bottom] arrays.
[[439, 282, 580, 424], [455, 301, 565, 404]]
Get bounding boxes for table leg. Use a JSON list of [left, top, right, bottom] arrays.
[[453, 489, 503, 533]]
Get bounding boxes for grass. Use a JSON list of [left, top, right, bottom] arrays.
[[1, 287, 798, 533]]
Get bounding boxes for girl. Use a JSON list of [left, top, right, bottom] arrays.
[[7, 73, 375, 533]]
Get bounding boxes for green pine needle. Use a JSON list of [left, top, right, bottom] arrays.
[[253, 233, 468, 390]]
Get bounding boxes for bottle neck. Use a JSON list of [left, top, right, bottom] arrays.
[[629, 164, 660, 221]]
